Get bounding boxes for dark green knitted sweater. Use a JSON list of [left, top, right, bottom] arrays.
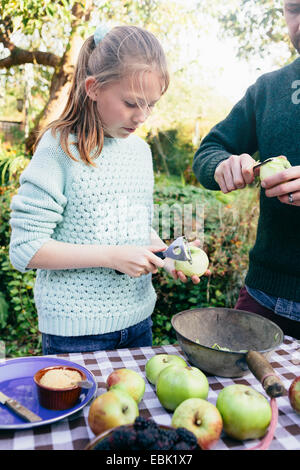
[[193, 57, 300, 301]]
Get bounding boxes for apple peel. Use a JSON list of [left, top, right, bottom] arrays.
[[247, 398, 278, 450]]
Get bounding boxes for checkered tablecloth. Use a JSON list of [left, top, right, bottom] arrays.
[[0, 336, 299, 450]]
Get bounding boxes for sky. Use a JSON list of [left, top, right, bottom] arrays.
[[200, 40, 267, 103], [175, 0, 290, 104], [185, 18, 283, 104]]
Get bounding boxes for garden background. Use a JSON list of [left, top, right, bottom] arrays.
[[0, 0, 295, 356]]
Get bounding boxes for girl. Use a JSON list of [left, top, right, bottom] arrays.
[[9, 24, 199, 355]]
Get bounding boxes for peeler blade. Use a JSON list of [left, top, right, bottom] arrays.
[[156, 236, 193, 263], [253, 157, 274, 170]]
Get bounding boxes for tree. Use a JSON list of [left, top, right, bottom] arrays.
[[210, 0, 295, 63], [1, 0, 204, 153], [0, 0, 96, 153]]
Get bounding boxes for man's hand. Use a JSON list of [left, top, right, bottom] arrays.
[[214, 154, 257, 193], [261, 165, 300, 206]]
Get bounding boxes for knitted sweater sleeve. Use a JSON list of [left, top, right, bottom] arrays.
[[192, 82, 258, 190], [9, 130, 69, 273]]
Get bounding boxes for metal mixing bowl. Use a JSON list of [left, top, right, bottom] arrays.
[[171, 307, 283, 378]]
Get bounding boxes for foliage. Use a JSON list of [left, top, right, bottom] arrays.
[[140, 71, 233, 170], [148, 126, 194, 177], [144, 79, 233, 179], [210, 0, 295, 63], [0, 1, 207, 125], [0, 184, 40, 357], [0, 0, 79, 37], [0, 140, 39, 357], [0, 140, 30, 185]]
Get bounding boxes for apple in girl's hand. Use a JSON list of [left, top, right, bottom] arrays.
[[259, 155, 291, 181], [216, 384, 272, 440], [156, 365, 209, 411], [289, 377, 300, 414], [174, 246, 209, 278], [172, 398, 223, 450], [106, 368, 145, 403], [88, 389, 139, 435], [145, 354, 187, 385]]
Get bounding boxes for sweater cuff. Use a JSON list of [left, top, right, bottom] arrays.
[[193, 151, 230, 190], [206, 154, 230, 189], [9, 238, 49, 273]]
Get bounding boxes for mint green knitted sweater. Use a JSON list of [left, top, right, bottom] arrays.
[[9, 129, 157, 336]]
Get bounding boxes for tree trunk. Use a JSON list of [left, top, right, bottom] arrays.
[[25, 34, 84, 154], [25, 1, 92, 154], [153, 134, 170, 176]]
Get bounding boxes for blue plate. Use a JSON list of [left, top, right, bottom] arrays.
[[0, 356, 97, 430]]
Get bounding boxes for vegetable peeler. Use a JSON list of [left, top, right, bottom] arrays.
[[115, 236, 193, 275], [154, 236, 193, 264], [253, 158, 274, 170]]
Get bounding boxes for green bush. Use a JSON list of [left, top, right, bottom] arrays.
[[148, 126, 195, 177], [0, 141, 40, 357], [0, 183, 40, 357], [0, 144, 259, 356]]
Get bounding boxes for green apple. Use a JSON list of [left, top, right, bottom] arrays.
[[145, 354, 187, 385], [156, 365, 209, 411], [260, 156, 291, 181], [106, 368, 145, 403], [172, 398, 223, 450], [88, 389, 139, 435], [288, 376, 300, 414], [175, 246, 209, 278], [216, 384, 272, 441]]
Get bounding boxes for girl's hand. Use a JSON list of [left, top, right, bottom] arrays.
[[110, 245, 165, 277], [163, 239, 211, 285], [261, 165, 300, 206], [214, 154, 257, 193]]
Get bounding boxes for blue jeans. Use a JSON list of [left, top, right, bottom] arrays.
[[42, 316, 153, 355], [246, 286, 300, 322]]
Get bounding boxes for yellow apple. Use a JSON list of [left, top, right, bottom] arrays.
[[88, 389, 139, 435], [106, 368, 145, 403], [172, 398, 223, 450]]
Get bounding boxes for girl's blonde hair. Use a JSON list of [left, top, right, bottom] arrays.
[[35, 25, 169, 166]]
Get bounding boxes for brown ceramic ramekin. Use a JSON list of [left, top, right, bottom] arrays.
[[34, 365, 86, 410]]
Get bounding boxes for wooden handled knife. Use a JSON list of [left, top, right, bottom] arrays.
[[0, 391, 42, 422]]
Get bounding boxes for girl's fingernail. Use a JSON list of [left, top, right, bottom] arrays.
[[261, 181, 266, 188]]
